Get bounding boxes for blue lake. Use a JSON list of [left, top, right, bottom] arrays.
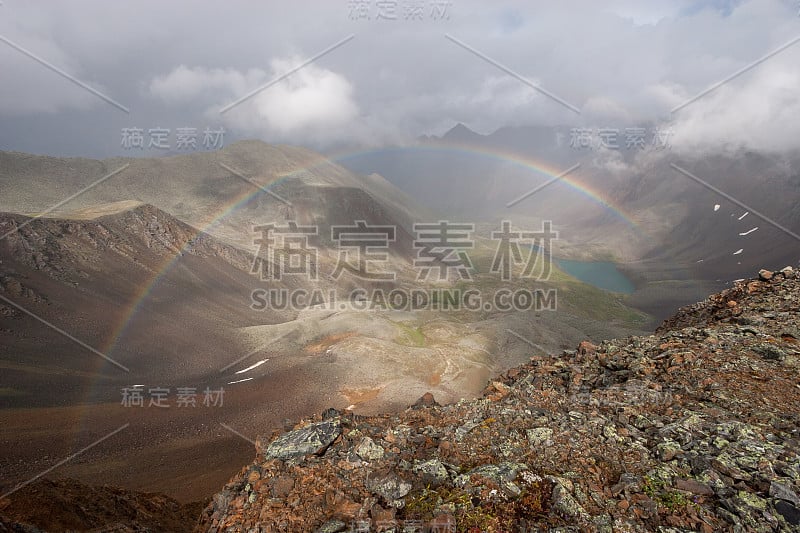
[[557, 259, 635, 294]]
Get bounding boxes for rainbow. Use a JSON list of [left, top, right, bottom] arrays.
[[330, 141, 642, 228], [99, 141, 644, 368]]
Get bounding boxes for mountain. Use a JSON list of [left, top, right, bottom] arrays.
[[197, 266, 800, 531], [4, 266, 799, 531], [334, 124, 800, 320], [0, 143, 652, 507], [440, 122, 486, 144], [2, 140, 797, 531], [0, 140, 427, 253], [0, 202, 263, 401], [0, 478, 203, 533], [617, 151, 800, 278], [0, 200, 363, 503]]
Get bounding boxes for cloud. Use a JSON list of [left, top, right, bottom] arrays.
[[149, 59, 359, 146], [670, 54, 800, 154], [248, 57, 359, 135], [2, 0, 800, 156], [0, 32, 106, 114], [581, 97, 634, 124], [148, 65, 262, 104]]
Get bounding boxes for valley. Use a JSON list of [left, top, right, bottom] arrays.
[[3, 3, 800, 530], [0, 144, 655, 506]]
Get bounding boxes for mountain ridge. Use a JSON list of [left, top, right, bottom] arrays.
[[0, 141, 428, 251], [0, 183, 651, 508], [2, 266, 798, 531], [195, 266, 800, 532]]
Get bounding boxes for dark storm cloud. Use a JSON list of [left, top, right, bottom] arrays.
[[0, 0, 798, 156]]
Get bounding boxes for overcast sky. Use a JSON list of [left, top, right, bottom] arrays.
[[0, 0, 799, 157]]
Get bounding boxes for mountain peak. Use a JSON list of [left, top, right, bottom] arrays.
[[441, 122, 482, 142]]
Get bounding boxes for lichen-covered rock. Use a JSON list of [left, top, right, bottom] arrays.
[[354, 436, 384, 462], [526, 427, 553, 446], [314, 519, 347, 533], [260, 418, 341, 460], [770, 480, 800, 506], [551, 482, 589, 521], [412, 459, 449, 486], [366, 470, 412, 503]]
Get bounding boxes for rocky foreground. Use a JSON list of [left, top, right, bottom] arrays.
[[198, 268, 800, 533], [0, 478, 203, 532]]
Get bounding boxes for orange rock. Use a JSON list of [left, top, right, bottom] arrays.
[[492, 381, 509, 395], [324, 488, 337, 507], [371, 504, 395, 524], [659, 342, 683, 350], [578, 340, 597, 355], [334, 499, 361, 519], [413, 391, 438, 407]]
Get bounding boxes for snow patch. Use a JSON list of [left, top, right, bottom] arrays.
[[235, 359, 268, 374]]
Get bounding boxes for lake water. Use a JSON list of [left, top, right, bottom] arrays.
[[557, 259, 635, 294]]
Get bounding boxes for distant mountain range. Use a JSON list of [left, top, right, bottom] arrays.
[[335, 123, 800, 283]]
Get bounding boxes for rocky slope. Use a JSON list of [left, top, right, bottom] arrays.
[[0, 202, 266, 402], [0, 478, 203, 532], [197, 267, 800, 532], [0, 201, 254, 284], [0, 142, 427, 252], [0, 197, 648, 506]]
